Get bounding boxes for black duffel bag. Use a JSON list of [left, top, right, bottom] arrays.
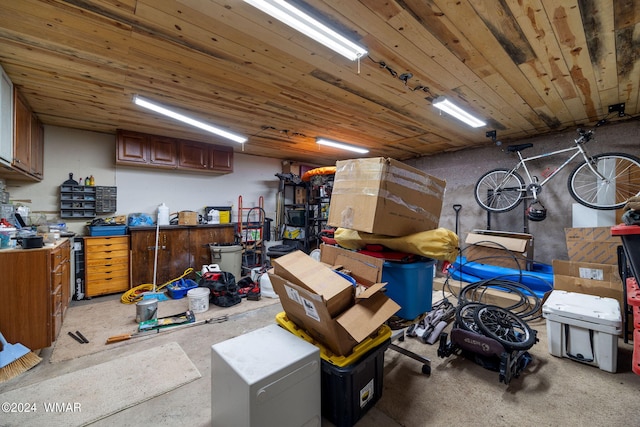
[[200, 271, 241, 307]]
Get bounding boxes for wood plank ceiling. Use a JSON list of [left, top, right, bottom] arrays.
[[0, 0, 638, 166]]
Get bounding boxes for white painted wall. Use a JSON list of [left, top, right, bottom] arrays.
[[6, 126, 285, 236]]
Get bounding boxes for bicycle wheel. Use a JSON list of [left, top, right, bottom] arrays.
[[455, 302, 482, 333], [568, 152, 640, 210], [473, 305, 536, 351], [474, 168, 525, 212]]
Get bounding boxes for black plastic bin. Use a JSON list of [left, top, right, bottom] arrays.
[[321, 339, 390, 427]]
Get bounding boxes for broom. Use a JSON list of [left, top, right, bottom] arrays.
[[0, 332, 42, 383]]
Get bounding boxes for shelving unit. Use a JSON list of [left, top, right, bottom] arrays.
[[59, 185, 117, 219], [276, 172, 333, 253]]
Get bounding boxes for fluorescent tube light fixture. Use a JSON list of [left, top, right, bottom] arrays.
[[243, 0, 367, 61], [316, 138, 369, 154], [433, 96, 486, 128], [133, 95, 247, 144]]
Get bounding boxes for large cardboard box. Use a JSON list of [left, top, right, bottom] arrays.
[[465, 230, 534, 270], [272, 250, 354, 317], [270, 248, 400, 356], [319, 244, 384, 287], [327, 157, 446, 237], [270, 275, 399, 357], [564, 227, 619, 265], [552, 259, 623, 309]]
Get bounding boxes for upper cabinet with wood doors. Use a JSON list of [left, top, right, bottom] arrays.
[[116, 129, 233, 174], [0, 86, 43, 181]]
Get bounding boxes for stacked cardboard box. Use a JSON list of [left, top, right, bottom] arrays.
[[464, 230, 534, 270], [553, 226, 623, 309], [270, 250, 400, 356], [327, 157, 446, 237]]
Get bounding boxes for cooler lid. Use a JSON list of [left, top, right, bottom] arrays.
[[542, 290, 621, 328]]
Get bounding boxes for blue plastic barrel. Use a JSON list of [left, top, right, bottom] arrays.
[[381, 258, 436, 320]]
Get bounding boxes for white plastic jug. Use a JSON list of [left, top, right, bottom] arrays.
[[157, 203, 170, 225], [208, 209, 220, 224]]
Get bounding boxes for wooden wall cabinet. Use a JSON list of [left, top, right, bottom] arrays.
[[84, 236, 130, 297], [10, 90, 43, 180], [116, 129, 233, 174], [130, 225, 235, 286], [0, 64, 13, 167], [116, 130, 177, 168], [0, 239, 70, 350]]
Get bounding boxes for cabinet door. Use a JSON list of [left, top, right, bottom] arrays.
[[30, 112, 44, 178], [131, 229, 190, 286], [178, 140, 208, 170], [189, 226, 236, 270], [209, 147, 233, 172], [116, 130, 148, 164], [13, 90, 31, 173], [149, 135, 177, 167], [0, 250, 51, 350], [0, 65, 13, 166]]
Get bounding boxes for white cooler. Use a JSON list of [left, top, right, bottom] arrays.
[[542, 290, 622, 373], [211, 324, 321, 427]]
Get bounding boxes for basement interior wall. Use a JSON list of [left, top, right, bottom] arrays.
[[405, 118, 640, 265], [6, 126, 283, 237], [5, 119, 640, 265]]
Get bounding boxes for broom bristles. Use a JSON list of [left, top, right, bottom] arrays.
[[0, 351, 42, 383]]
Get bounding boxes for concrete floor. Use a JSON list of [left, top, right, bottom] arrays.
[[2, 292, 639, 427], [0, 296, 398, 427]]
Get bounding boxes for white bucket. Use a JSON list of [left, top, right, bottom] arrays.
[[187, 287, 210, 313]]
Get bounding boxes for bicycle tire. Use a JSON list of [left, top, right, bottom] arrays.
[[568, 152, 640, 210], [474, 168, 525, 212]]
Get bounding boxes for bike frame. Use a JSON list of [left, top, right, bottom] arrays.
[[504, 132, 605, 196]]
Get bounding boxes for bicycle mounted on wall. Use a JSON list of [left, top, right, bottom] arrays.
[[475, 119, 640, 224]]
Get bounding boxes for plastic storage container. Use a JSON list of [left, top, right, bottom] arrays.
[[86, 225, 128, 236], [209, 244, 242, 280], [166, 278, 198, 299], [542, 290, 622, 373], [275, 312, 391, 367], [287, 209, 306, 226], [211, 324, 321, 427], [0, 227, 16, 248], [381, 258, 436, 320], [275, 312, 389, 427], [321, 338, 390, 427]]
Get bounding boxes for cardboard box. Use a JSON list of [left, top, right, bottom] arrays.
[[178, 211, 198, 225], [295, 187, 306, 204], [564, 227, 619, 265], [552, 259, 622, 309], [272, 250, 354, 317], [327, 157, 446, 237], [319, 244, 383, 287], [269, 275, 399, 356], [465, 230, 534, 270]]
